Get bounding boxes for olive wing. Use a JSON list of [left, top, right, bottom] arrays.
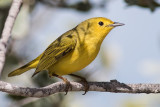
[[32, 34, 77, 77]]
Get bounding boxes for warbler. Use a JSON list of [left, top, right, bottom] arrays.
[[8, 17, 124, 94]]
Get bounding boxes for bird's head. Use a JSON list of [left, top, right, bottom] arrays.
[[75, 17, 124, 45], [86, 17, 124, 38]]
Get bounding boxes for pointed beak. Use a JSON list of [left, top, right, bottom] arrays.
[[109, 22, 125, 27]]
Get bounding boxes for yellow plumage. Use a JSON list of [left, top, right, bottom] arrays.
[[8, 17, 124, 93], [8, 17, 124, 77]]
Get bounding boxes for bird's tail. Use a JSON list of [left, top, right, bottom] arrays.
[[8, 55, 42, 77]]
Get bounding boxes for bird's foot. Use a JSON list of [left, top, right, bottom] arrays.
[[64, 79, 72, 95], [51, 74, 72, 95], [80, 78, 89, 95]]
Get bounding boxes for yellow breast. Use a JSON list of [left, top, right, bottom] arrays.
[[48, 40, 100, 76]]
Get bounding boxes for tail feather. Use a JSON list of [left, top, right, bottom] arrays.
[[8, 54, 42, 77], [8, 64, 34, 77]]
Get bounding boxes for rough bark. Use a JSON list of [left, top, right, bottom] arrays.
[[1, 80, 160, 97]]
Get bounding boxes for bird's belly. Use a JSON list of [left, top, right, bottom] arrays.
[[48, 46, 99, 76]]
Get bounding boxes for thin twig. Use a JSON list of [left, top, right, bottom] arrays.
[[0, 0, 22, 76], [0, 80, 160, 98]]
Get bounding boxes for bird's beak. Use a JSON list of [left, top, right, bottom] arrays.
[[109, 22, 125, 27]]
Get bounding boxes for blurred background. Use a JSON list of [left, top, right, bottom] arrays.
[[0, 0, 160, 107]]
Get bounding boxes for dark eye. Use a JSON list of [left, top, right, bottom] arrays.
[[98, 21, 104, 26]]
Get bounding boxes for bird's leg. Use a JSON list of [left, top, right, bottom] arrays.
[[69, 74, 89, 95], [49, 72, 53, 78], [52, 74, 72, 95]]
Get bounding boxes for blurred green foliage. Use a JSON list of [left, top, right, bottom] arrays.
[[39, 0, 92, 12], [0, 0, 11, 36], [0, 0, 12, 8], [124, 0, 160, 11]]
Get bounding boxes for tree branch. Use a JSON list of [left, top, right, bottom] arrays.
[[0, 0, 22, 76], [0, 80, 160, 98]]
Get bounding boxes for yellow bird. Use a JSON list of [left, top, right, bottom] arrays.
[[8, 17, 124, 94]]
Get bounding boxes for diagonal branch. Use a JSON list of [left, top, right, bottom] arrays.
[[0, 80, 160, 98], [0, 0, 22, 76]]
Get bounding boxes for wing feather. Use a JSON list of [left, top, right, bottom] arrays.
[[32, 32, 77, 77]]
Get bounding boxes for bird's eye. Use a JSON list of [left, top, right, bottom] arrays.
[[98, 21, 104, 26]]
